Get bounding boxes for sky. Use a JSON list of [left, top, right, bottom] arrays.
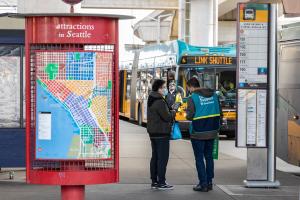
[[75, 6, 154, 61]]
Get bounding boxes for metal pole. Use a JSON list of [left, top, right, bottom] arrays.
[[178, 0, 186, 41], [20, 46, 24, 127], [157, 16, 160, 44], [213, 0, 218, 46], [60, 163, 85, 200], [268, 3, 279, 184], [61, 185, 85, 200], [244, 4, 280, 188], [130, 51, 139, 120]]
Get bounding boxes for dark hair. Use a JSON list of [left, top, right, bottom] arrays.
[[187, 77, 200, 88], [152, 79, 166, 92]]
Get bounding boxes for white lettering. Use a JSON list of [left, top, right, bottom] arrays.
[[66, 30, 92, 38], [56, 23, 95, 30], [199, 96, 214, 106]]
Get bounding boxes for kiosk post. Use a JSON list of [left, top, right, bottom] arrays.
[[61, 185, 85, 200]]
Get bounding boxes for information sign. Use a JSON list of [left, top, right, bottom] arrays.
[[237, 89, 267, 147], [236, 3, 270, 148], [238, 3, 269, 88]]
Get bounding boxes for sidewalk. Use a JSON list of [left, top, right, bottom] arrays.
[[0, 120, 299, 200]]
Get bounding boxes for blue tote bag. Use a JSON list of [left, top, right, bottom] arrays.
[[171, 122, 182, 140]]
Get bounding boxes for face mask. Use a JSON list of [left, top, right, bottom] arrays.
[[162, 88, 168, 96]]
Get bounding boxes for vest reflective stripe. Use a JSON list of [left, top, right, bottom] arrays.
[[193, 113, 221, 120]]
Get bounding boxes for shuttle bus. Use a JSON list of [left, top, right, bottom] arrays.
[[119, 40, 237, 138]]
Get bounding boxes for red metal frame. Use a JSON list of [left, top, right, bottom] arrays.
[[114, 20, 120, 182], [25, 16, 119, 186], [25, 15, 31, 184]]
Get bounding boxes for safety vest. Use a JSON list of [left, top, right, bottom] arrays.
[[190, 92, 221, 134]]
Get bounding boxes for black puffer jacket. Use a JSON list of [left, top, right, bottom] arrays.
[[147, 91, 176, 138]]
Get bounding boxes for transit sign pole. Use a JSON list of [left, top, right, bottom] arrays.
[[236, 3, 280, 188]]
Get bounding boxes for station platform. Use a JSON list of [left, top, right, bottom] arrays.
[[0, 120, 299, 200]]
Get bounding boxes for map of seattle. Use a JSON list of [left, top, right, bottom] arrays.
[[35, 51, 113, 159]]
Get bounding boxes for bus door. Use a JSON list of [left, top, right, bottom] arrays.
[[217, 69, 236, 108], [199, 69, 216, 90], [119, 70, 132, 117], [179, 67, 216, 96], [215, 68, 237, 136]]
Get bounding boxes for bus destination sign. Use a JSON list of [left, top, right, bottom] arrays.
[[181, 56, 236, 66]]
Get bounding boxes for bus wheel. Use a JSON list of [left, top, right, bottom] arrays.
[[138, 108, 142, 126]]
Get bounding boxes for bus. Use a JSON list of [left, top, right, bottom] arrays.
[[119, 40, 236, 138]]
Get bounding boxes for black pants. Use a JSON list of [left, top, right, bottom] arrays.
[[150, 137, 170, 184]]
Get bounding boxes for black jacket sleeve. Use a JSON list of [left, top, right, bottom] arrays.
[[154, 99, 175, 122]]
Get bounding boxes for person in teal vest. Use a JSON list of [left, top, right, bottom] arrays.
[[185, 77, 221, 192]]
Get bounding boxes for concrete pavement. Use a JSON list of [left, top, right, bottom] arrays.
[[0, 120, 300, 200]]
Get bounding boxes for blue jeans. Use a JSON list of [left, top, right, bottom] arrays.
[[150, 138, 170, 184], [191, 139, 214, 187]]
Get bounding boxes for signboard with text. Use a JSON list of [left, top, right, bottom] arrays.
[[30, 16, 117, 44], [180, 56, 236, 66], [237, 3, 269, 89], [236, 3, 270, 148]]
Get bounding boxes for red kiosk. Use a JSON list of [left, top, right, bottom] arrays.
[[21, 13, 132, 200]]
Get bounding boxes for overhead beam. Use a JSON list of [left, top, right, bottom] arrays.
[[81, 0, 178, 10]]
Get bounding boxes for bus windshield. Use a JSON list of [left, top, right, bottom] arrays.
[[177, 66, 236, 108]]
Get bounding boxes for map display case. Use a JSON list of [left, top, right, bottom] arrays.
[[23, 14, 131, 188]]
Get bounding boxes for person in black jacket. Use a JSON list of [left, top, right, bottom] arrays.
[[147, 79, 176, 190]]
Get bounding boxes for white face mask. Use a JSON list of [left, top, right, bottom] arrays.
[[162, 88, 168, 96]]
